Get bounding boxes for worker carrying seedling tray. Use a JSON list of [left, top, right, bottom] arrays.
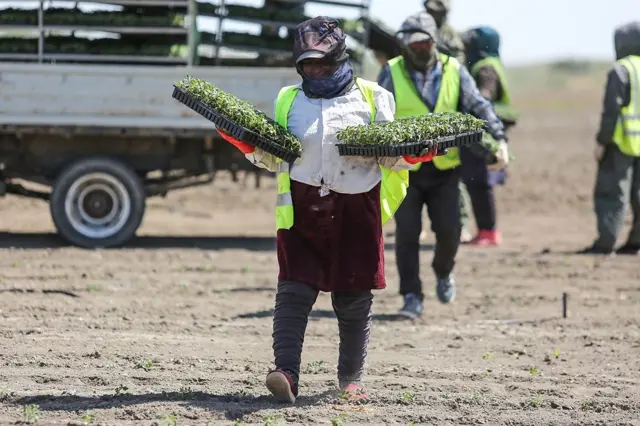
[[173, 16, 479, 405]]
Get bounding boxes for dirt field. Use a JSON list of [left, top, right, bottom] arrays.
[[1, 74, 640, 425]]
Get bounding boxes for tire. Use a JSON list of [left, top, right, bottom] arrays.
[[50, 157, 146, 248]]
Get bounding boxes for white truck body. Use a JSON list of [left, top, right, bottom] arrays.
[[0, 63, 300, 130]]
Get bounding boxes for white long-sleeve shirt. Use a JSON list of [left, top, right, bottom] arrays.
[[246, 83, 414, 194]]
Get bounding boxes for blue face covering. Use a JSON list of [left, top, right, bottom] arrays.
[[301, 62, 354, 99]]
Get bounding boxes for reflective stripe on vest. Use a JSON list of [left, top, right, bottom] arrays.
[[613, 55, 640, 157], [273, 85, 298, 231], [387, 54, 461, 171], [273, 77, 409, 230]]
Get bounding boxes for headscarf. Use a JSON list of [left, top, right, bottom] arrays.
[[396, 11, 439, 71], [292, 16, 354, 99], [614, 21, 640, 60], [465, 26, 500, 69]]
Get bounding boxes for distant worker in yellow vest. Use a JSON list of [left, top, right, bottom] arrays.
[[459, 26, 519, 246], [581, 21, 640, 255], [377, 12, 508, 318], [216, 17, 438, 403]]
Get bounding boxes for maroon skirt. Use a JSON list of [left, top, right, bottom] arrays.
[[276, 180, 386, 292]]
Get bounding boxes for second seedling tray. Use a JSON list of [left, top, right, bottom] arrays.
[[336, 130, 484, 157], [172, 86, 301, 163]]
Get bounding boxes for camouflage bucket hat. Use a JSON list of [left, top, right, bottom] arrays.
[[424, 0, 451, 12], [293, 16, 348, 64]]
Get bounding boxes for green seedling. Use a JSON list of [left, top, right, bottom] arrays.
[[80, 412, 95, 425], [469, 390, 484, 405], [0, 385, 15, 401], [400, 391, 416, 405], [176, 77, 302, 153], [262, 414, 283, 426], [336, 112, 486, 146], [163, 414, 178, 426], [114, 384, 129, 396], [553, 349, 561, 359], [86, 283, 101, 292], [304, 360, 330, 374], [529, 366, 540, 376], [136, 359, 153, 371], [23, 404, 40, 423], [482, 352, 494, 360], [173, 386, 195, 400], [528, 392, 543, 408], [331, 413, 348, 426], [231, 420, 244, 426]]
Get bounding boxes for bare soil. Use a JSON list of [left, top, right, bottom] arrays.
[[1, 85, 639, 426]]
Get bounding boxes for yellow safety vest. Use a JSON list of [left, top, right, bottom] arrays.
[[387, 54, 461, 171], [470, 56, 518, 147], [272, 78, 410, 231], [613, 55, 640, 157], [471, 56, 512, 104]]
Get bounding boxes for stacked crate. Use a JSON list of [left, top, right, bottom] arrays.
[[0, 0, 372, 66]]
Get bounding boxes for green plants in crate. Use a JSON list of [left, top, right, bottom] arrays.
[[43, 8, 184, 27], [173, 76, 301, 162], [0, 37, 38, 54], [336, 112, 486, 157], [0, 8, 39, 25], [224, 4, 308, 23], [222, 31, 291, 51]]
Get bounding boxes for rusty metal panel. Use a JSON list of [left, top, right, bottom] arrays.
[[0, 63, 299, 129]]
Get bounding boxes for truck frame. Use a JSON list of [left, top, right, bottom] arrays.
[[0, 63, 297, 248]]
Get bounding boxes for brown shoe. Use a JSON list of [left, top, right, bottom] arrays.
[[265, 369, 297, 404]]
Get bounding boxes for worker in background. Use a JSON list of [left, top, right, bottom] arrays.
[[423, 0, 472, 243], [459, 26, 518, 246], [377, 12, 508, 318], [580, 21, 640, 255], [423, 0, 465, 65]]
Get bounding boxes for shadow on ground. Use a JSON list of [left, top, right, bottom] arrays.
[[0, 232, 435, 252], [11, 390, 337, 422], [236, 308, 411, 322]]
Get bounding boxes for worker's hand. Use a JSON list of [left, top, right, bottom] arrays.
[[487, 139, 509, 171], [402, 142, 438, 165], [594, 144, 606, 162], [217, 129, 255, 154]]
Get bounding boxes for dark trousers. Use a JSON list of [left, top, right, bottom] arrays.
[[395, 162, 461, 299], [594, 144, 640, 250], [466, 183, 497, 230], [272, 281, 373, 388]]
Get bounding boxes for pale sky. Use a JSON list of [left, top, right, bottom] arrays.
[[305, 0, 640, 65], [4, 0, 640, 66]]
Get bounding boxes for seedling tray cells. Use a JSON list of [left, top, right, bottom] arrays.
[[173, 77, 302, 163]]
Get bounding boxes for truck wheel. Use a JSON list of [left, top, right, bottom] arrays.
[[50, 157, 146, 248]]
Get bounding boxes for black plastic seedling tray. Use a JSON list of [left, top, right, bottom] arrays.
[[172, 86, 301, 163], [459, 130, 500, 164], [337, 130, 484, 158]]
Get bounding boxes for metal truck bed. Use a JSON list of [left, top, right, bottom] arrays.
[[0, 63, 298, 130]]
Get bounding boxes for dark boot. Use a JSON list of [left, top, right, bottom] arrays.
[[616, 243, 640, 255]]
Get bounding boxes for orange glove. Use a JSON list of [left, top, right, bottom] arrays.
[[217, 129, 255, 154], [403, 147, 438, 165]]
